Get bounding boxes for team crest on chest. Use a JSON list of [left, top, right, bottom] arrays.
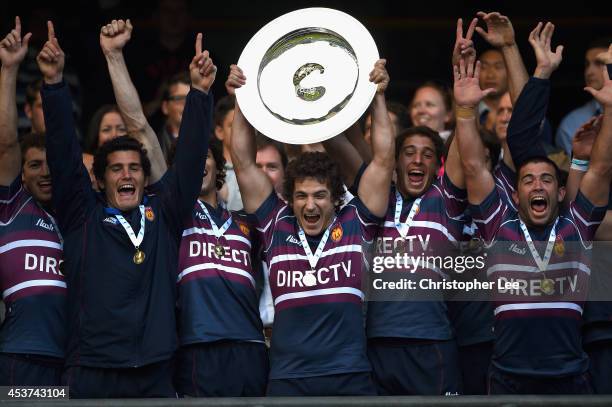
[[145, 206, 155, 222], [331, 224, 343, 242], [238, 222, 250, 236]]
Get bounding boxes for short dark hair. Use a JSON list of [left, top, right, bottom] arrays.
[[386, 100, 411, 132], [515, 156, 562, 187], [214, 95, 235, 128], [255, 133, 288, 170], [20, 132, 46, 164], [395, 126, 445, 165], [92, 136, 151, 183], [162, 71, 191, 101], [25, 79, 43, 106], [209, 136, 226, 190], [411, 81, 453, 114], [85, 104, 123, 154], [282, 152, 345, 210]]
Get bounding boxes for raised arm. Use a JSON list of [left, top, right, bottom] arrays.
[[357, 59, 394, 217], [579, 65, 612, 207], [445, 17, 480, 190], [38, 21, 95, 230], [321, 132, 364, 188], [475, 11, 528, 105], [169, 33, 215, 222], [100, 19, 166, 183], [0, 16, 31, 185], [226, 65, 273, 213], [454, 59, 496, 204], [505, 23, 562, 167]]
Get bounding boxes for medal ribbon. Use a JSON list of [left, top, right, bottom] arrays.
[[198, 200, 232, 241], [115, 205, 145, 250], [297, 217, 337, 269], [518, 217, 559, 272], [394, 191, 422, 239]]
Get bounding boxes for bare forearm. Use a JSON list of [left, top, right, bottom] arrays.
[[581, 110, 612, 206], [344, 121, 372, 162], [230, 104, 273, 213], [564, 168, 585, 204], [456, 116, 495, 204], [104, 52, 147, 132], [501, 141, 515, 170], [370, 93, 394, 171], [445, 134, 464, 189], [322, 135, 363, 186], [0, 66, 21, 183], [501, 44, 529, 105], [105, 51, 166, 181]]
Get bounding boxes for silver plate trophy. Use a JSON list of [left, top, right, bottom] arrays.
[[236, 8, 379, 144]]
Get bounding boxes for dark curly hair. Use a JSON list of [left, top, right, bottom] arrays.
[[208, 136, 226, 190], [282, 152, 345, 210], [395, 126, 445, 166], [93, 136, 151, 184]]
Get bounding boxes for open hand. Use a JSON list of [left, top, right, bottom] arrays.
[[453, 59, 495, 108], [475, 11, 515, 48], [529, 22, 563, 79]]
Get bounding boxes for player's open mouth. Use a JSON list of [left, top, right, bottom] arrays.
[[118, 184, 136, 197], [304, 213, 320, 224], [530, 196, 548, 213], [38, 180, 52, 192], [408, 170, 425, 184]]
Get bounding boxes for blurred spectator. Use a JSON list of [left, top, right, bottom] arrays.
[[157, 71, 190, 159], [556, 38, 611, 156], [84, 104, 127, 154], [409, 81, 453, 140]]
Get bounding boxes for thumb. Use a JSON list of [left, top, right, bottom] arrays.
[[22, 32, 32, 48], [584, 86, 597, 97], [555, 45, 564, 58], [126, 19, 133, 32], [482, 87, 496, 98], [474, 26, 487, 38]]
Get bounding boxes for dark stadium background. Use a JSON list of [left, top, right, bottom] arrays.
[[2, 0, 606, 142]]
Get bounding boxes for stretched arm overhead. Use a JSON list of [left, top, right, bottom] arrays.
[[226, 65, 273, 213], [100, 19, 166, 183], [475, 11, 528, 105], [38, 21, 95, 230], [453, 59, 496, 205], [0, 16, 31, 186], [505, 22, 563, 167], [579, 65, 612, 208], [357, 59, 394, 217], [445, 17, 480, 190]]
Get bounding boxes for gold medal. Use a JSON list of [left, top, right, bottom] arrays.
[[214, 243, 225, 258], [133, 249, 145, 264], [541, 278, 555, 295], [554, 239, 565, 257]]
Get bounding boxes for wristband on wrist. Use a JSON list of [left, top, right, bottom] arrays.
[[570, 158, 589, 172], [456, 106, 476, 119]]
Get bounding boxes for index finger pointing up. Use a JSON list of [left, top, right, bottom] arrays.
[[195, 33, 202, 55], [47, 20, 55, 40], [15, 16, 22, 34], [466, 18, 477, 40]]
